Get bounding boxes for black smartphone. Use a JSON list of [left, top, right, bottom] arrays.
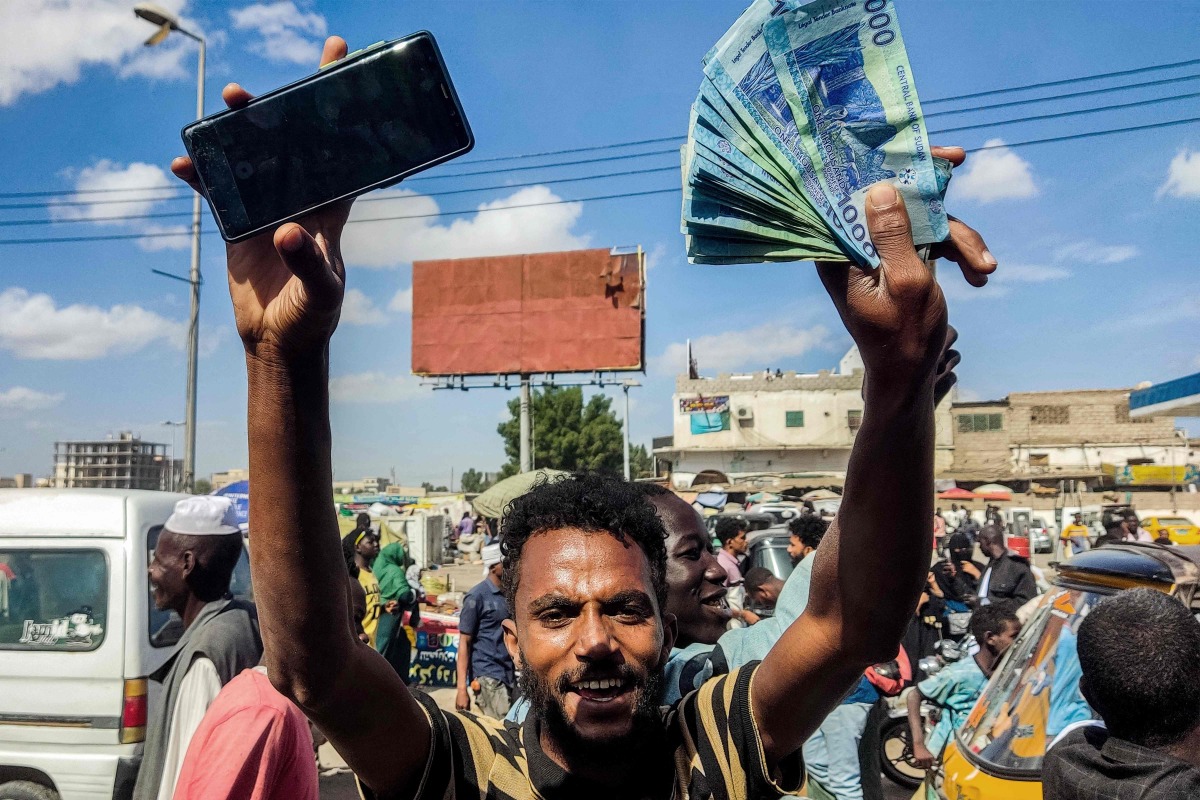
[[182, 32, 473, 242]]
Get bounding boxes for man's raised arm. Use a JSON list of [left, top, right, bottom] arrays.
[[171, 36, 430, 797], [753, 156, 996, 763]]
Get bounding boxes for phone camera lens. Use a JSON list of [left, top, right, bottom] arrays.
[[234, 161, 255, 180]]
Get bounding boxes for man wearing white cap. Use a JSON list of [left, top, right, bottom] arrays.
[[455, 543, 514, 718], [133, 496, 262, 800]]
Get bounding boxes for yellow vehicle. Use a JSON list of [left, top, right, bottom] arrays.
[[1141, 515, 1200, 545], [937, 542, 1200, 800]]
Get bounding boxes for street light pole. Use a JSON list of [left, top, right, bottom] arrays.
[[134, 4, 205, 492]]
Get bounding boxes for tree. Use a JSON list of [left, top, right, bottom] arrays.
[[629, 443, 655, 480], [421, 481, 449, 493], [497, 385, 624, 478], [192, 478, 212, 495], [460, 468, 491, 494]]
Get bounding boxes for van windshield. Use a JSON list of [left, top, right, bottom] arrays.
[[0, 549, 108, 651]]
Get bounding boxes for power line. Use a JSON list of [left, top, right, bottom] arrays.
[[925, 72, 1200, 118], [0, 165, 682, 227], [923, 56, 1200, 105], [0, 114, 1195, 246], [932, 90, 1200, 136], [5, 58, 1199, 202], [0, 186, 681, 245]]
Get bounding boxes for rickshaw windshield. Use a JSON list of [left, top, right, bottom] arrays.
[[956, 590, 1101, 774]]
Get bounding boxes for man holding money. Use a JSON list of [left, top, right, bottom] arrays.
[[171, 33, 996, 800]]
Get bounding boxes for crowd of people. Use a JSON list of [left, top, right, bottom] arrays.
[[131, 33, 1200, 800]]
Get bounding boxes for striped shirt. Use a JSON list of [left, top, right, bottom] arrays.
[[361, 664, 803, 800]]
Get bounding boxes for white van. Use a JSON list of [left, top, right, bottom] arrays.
[[0, 490, 251, 800]]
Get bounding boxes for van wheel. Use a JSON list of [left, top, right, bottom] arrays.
[[0, 781, 59, 800]]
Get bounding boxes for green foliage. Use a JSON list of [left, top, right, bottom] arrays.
[[192, 478, 212, 495], [460, 468, 491, 494], [496, 385, 626, 477], [629, 443, 655, 480], [421, 481, 449, 493]]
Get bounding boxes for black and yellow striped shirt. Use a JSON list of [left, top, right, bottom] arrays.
[[363, 664, 803, 800]]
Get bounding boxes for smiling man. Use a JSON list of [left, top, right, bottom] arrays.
[[169, 34, 995, 800], [135, 496, 261, 800]]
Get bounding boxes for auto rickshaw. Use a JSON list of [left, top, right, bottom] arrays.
[[937, 542, 1200, 800]]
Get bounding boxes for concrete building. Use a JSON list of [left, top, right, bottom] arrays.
[[333, 476, 391, 495], [211, 468, 249, 490], [53, 432, 175, 491], [0, 474, 34, 489], [653, 347, 954, 482], [948, 388, 1190, 488]]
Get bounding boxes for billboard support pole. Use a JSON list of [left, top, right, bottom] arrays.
[[623, 383, 631, 480], [519, 375, 532, 473]]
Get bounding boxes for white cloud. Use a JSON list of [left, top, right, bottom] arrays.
[[652, 323, 829, 375], [951, 139, 1038, 203], [388, 286, 413, 313], [0, 386, 64, 413], [0, 287, 185, 360], [1157, 149, 1200, 199], [1053, 241, 1138, 265], [340, 288, 386, 326], [0, 0, 191, 106], [942, 262, 1070, 301], [51, 160, 189, 251], [330, 372, 421, 404], [230, 2, 327, 65], [342, 185, 591, 269]]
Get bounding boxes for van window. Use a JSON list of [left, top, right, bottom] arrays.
[[0, 549, 108, 651], [146, 526, 254, 649], [957, 590, 1100, 774]]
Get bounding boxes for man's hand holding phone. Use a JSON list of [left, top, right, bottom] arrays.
[[172, 37, 353, 359]]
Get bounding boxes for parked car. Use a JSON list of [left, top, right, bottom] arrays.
[[703, 512, 774, 540], [749, 503, 803, 526], [937, 542, 1200, 800], [0, 489, 252, 800], [1029, 516, 1056, 554], [1140, 515, 1200, 545]]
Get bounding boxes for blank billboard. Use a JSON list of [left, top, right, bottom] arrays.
[[411, 248, 645, 376]]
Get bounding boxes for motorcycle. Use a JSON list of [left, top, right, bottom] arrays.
[[880, 637, 973, 790]]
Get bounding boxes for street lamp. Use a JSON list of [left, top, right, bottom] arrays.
[[135, 3, 205, 492]]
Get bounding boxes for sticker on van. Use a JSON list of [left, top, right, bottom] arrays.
[[19, 612, 104, 647]]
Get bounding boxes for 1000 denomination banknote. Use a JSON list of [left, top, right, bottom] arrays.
[[763, 0, 947, 264]]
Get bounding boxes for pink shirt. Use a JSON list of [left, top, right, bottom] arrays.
[[717, 548, 743, 587], [173, 668, 317, 800]]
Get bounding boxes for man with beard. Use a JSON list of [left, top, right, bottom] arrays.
[[168, 34, 996, 800]]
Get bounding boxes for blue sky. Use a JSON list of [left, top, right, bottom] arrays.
[[0, 0, 1197, 485]]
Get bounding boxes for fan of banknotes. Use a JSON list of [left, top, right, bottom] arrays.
[[683, 0, 951, 267]]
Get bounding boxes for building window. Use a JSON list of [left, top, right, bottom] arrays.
[[1031, 405, 1070, 425], [785, 411, 805, 428], [847, 409, 863, 431], [1029, 453, 1049, 467], [957, 413, 1004, 433]]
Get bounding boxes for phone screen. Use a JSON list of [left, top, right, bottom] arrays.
[[186, 34, 472, 240]]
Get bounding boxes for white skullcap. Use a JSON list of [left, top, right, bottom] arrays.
[[165, 496, 241, 536], [481, 543, 503, 577]]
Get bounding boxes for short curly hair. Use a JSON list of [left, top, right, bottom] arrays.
[[499, 472, 668, 610], [788, 514, 828, 550]]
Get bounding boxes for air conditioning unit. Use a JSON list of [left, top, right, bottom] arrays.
[[733, 404, 754, 421]]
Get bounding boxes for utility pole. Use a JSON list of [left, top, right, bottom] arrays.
[[519, 375, 532, 473], [622, 380, 640, 480], [135, 4, 205, 491]]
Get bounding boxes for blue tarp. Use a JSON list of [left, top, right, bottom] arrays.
[[212, 480, 249, 528]]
